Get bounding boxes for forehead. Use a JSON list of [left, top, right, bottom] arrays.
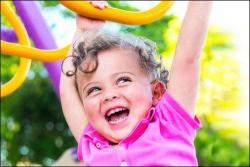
[[76, 47, 147, 82]]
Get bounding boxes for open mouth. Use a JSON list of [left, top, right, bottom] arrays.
[[105, 107, 129, 125]]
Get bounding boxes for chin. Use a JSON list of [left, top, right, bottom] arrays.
[[109, 128, 131, 143]]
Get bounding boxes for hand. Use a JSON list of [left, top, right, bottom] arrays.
[[76, 1, 108, 31]]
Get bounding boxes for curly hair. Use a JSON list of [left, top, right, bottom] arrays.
[[61, 30, 169, 87]]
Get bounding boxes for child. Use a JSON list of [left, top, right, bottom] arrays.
[[60, 1, 213, 166]]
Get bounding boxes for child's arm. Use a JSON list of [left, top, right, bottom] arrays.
[[168, 1, 213, 117], [59, 1, 108, 143]]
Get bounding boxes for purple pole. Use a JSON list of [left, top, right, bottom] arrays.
[[13, 1, 62, 96], [1, 26, 17, 42]]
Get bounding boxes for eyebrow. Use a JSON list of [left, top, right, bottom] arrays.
[[111, 71, 135, 78], [82, 71, 135, 94]]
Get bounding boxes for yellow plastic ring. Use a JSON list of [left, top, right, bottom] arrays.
[[60, 1, 174, 25], [1, 1, 31, 97], [0, 1, 175, 62], [1, 41, 69, 62]]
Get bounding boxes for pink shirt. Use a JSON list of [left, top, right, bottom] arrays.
[[77, 91, 201, 166]]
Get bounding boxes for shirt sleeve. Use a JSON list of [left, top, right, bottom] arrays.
[[77, 133, 84, 161], [155, 91, 201, 139], [77, 125, 91, 161]]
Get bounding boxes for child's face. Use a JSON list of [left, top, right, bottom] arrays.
[[77, 48, 155, 143]]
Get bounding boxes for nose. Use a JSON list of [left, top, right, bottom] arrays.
[[103, 91, 118, 102]]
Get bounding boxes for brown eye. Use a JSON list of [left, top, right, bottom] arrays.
[[87, 87, 101, 96], [116, 77, 131, 85]]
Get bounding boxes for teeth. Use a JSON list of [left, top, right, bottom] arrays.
[[106, 107, 126, 117], [109, 117, 127, 124]]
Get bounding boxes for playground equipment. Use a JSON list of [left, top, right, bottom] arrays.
[[1, 2, 32, 97], [1, 1, 174, 97]]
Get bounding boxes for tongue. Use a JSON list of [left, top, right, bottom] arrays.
[[109, 111, 128, 122]]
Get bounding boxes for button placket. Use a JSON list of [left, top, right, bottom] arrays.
[[107, 148, 113, 152], [116, 144, 128, 166], [93, 136, 109, 150], [120, 161, 128, 166], [95, 142, 101, 149]]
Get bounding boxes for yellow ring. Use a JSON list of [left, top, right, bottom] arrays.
[[0, 1, 175, 62], [1, 1, 31, 97], [1, 41, 69, 62], [60, 1, 174, 25]]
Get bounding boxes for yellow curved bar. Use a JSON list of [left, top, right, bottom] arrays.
[[60, 1, 174, 25], [1, 41, 69, 61], [0, 1, 175, 62], [1, 1, 31, 97]]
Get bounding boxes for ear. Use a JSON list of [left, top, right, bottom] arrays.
[[151, 80, 166, 106]]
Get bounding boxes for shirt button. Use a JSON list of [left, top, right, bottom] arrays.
[[95, 142, 101, 149], [120, 161, 128, 166]]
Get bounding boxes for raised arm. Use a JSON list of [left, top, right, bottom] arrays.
[[168, 1, 213, 117], [59, 1, 108, 143]]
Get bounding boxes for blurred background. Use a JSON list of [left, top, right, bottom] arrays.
[[1, 1, 249, 166]]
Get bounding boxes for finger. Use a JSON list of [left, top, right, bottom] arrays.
[[90, 1, 108, 9]]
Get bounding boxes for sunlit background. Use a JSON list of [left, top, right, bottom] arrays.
[[1, 1, 249, 166]]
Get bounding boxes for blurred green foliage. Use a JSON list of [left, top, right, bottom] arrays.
[[1, 1, 249, 166], [1, 62, 76, 166], [195, 118, 249, 166]]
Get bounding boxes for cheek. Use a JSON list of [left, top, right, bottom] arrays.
[[83, 98, 100, 119], [125, 85, 153, 105], [128, 86, 153, 120]]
